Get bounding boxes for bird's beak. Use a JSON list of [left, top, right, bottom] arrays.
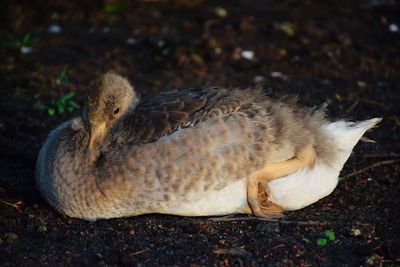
[[88, 122, 107, 150]]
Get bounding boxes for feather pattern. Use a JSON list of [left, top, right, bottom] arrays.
[[35, 73, 381, 220]]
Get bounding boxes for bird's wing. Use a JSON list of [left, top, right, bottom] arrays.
[[110, 87, 267, 145], [110, 88, 215, 145]]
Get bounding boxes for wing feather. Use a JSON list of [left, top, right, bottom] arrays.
[[110, 87, 267, 145]]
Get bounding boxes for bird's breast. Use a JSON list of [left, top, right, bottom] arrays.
[[157, 179, 249, 216]]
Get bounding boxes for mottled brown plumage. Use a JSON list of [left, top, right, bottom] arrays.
[[36, 73, 380, 221]]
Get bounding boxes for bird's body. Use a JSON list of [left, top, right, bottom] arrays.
[[36, 73, 380, 221]]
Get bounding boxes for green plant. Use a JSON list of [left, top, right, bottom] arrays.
[[103, 1, 124, 13], [338, 176, 345, 183], [316, 229, 336, 247], [34, 92, 79, 116], [316, 238, 327, 246], [57, 65, 69, 83], [22, 33, 36, 47], [325, 229, 336, 241], [303, 230, 338, 247], [1, 33, 39, 48]]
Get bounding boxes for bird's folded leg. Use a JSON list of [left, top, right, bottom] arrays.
[[247, 144, 316, 218]]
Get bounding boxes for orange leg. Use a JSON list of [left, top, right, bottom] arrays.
[[247, 144, 316, 218]]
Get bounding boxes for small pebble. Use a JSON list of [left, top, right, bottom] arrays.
[[270, 71, 284, 78], [275, 21, 295, 36], [389, 23, 399, 32], [51, 12, 60, 20], [157, 40, 165, 47], [270, 71, 289, 81], [214, 6, 228, 18], [241, 50, 254, 60], [232, 48, 242, 60], [126, 38, 137, 45], [357, 80, 367, 88], [37, 225, 48, 233], [350, 228, 362, 236], [20, 46, 32, 54], [4, 233, 19, 244], [48, 24, 62, 34], [214, 47, 222, 54], [253, 75, 266, 83], [367, 254, 383, 265]]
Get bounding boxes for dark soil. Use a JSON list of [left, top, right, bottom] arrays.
[[1, 0, 399, 266]]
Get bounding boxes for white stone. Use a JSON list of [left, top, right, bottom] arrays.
[[126, 38, 137, 45], [270, 71, 284, 78], [389, 23, 399, 32], [20, 46, 32, 54], [48, 24, 62, 34], [241, 50, 254, 60]]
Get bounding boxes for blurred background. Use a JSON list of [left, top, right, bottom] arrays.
[[0, 0, 399, 266]]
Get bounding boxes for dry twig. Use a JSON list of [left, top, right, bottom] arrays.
[[214, 247, 252, 259], [363, 152, 400, 158], [346, 100, 359, 113], [0, 199, 23, 210], [129, 248, 150, 257], [209, 216, 329, 226], [346, 159, 400, 178]]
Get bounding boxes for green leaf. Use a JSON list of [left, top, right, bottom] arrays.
[[21, 33, 38, 47], [316, 238, 327, 246], [302, 238, 310, 243], [68, 101, 80, 109], [325, 230, 336, 241], [58, 99, 65, 106], [57, 105, 65, 114], [22, 33, 31, 46], [48, 108, 55, 116], [39, 92, 80, 117], [338, 176, 345, 183], [103, 2, 124, 14], [59, 65, 69, 82], [62, 92, 75, 101]]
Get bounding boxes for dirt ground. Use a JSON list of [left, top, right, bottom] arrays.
[[1, 0, 399, 266]]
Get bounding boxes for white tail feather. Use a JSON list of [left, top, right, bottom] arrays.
[[268, 118, 381, 211]]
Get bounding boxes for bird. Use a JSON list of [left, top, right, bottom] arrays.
[[36, 72, 381, 221]]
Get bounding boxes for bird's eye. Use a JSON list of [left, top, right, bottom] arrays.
[[113, 108, 120, 115]]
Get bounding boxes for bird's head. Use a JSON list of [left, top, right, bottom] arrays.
[[82, 72, 137, 150]]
